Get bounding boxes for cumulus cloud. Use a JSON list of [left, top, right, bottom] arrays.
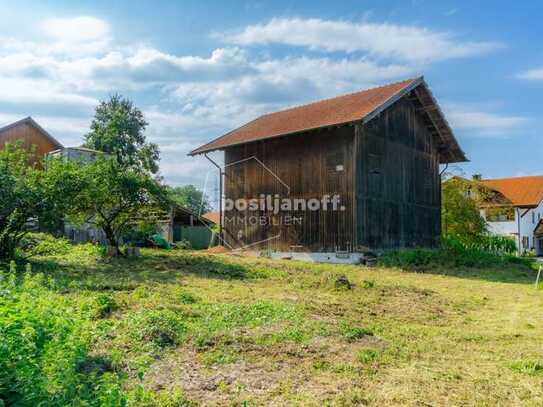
[[42, 16, 111, 55], [170, 56, 418, 134], [0, 14, 509, 186], [0, 77, 97, 116], [222, 17, 502, 63], [94, 47, 253, 85], [445, 104, 530, 137], [43, 16, 109, 41]]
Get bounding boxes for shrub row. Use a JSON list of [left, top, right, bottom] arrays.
[[379, 235, 529, 269]]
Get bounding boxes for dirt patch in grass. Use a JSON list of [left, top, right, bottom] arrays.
[[371, 286, 453, 324], [143, 348, 286, 405], [142, 332, 387, 405]]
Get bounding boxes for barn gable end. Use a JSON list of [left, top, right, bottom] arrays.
[[0, 117, 63, 167]]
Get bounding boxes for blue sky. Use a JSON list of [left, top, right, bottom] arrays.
[[1, 0, 542, 192]]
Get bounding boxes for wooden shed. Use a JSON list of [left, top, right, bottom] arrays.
[[190, 77, 466, 258], [0, 117, 63, 167]]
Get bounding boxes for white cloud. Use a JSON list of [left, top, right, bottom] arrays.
[[516, 67, 543, 81], [222, 17, 502, 63], [98, 46, 252, 85], [158, 155, 219, 187], [445, 104, 530, 137], [43, 16, 109, 41], [0, 40, 253, 92], [42, 16, 111, 55], [0, 77, 97, 107], [0, 14, 509, 186], [170, 56, 418, 135]]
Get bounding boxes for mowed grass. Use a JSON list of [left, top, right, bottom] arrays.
[[19, 248, 543, 405]]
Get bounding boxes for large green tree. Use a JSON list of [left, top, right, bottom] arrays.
[[0, 143, 78, 259], [167, 185, 212, 214], [47, 156, 170, 251], [84, 94, 160, 174], [441, 177, 487, 241]]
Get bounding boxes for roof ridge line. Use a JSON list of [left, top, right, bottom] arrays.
[[189, 77, 421, 156], [482, 175, 543, 181], [258, 77, 420, 118]]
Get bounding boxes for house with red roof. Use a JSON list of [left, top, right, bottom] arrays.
[[191, 77, 466, 261], [475, 175, 543, 255]]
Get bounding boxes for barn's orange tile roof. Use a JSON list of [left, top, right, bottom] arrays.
[[190, 77, 466, 163], [480, 176, 543, 207]]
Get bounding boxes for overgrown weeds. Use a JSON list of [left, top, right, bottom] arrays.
[[0, 267, 123, 405], [379, 236, 532, 271]]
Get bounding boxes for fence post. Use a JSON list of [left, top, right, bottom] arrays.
[[535, 265, 542, 289]]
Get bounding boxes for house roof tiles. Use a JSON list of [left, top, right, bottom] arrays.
[[481, 176, 543, 208]]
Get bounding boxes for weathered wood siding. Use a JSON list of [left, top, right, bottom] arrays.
[[355, 97, 441, 249], [224, 126, 356, 251], [0, 123, 58, 167], [223, 94, 441, 252]]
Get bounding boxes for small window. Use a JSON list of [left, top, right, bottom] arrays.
[[523, 236, 529, 249], [533, 212, 536, 224]]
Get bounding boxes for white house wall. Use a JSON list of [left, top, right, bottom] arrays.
[[484, 200, 543, 253]]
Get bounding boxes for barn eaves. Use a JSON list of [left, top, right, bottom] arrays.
[[190, 76, 467, 164]]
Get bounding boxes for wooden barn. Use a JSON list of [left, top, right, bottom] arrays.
[[191, 77, 466, 260], [0, 117, 63, 167]]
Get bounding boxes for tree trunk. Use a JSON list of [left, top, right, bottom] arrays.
[[103, 225, 121, 256], [0, 231, 23, 260]]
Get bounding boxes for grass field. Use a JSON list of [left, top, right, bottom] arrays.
[[4, 247, 543, 406]]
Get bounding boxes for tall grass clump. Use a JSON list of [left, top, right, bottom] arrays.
[[0, 265, 124, 406], [380, 235, 526, 270]]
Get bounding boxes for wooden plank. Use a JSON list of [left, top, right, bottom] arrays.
[[224, 126, 355, 252], [0, 122, 59, 168], [356, 96, 441, 249]]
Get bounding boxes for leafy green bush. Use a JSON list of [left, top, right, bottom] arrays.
[[0, 268, 124, 405], [18, 233, 72, 257]]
